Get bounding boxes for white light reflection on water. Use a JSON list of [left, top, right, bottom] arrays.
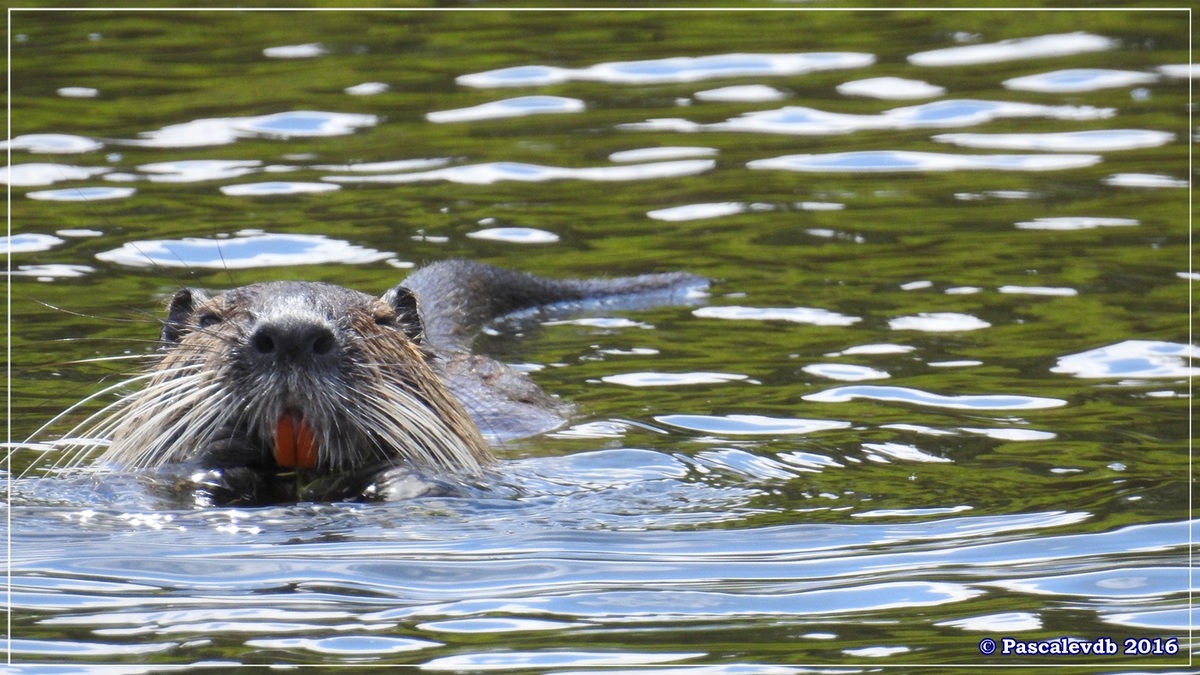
[[803, 385, 1066, 410], [625, 99, 1113, 136], [907, 32, 1116, 66], [311, 158, 450, 173], [244, 636, 439, 655], [220, 182, 340, 196], [997, 285, 1078, 297], [608, 146, 717, 162], [694, 305, 861, 326], [1015, 216, 1139, 231], [12, 264, 95, 281], [602, 372, 750, 387], [828, 344, 916, 356], [426, 95, 585, 123], [138, 160, 263, 183], [121, 111, 378, 148], [693, 84, 789, 102], [1103, 172, 1188, 188], [1004, 68, 1158, 92], [863, 441, 952, 463], [262, 43, 326, 59], [2, 163, 109, 187], [749, 151, 1100, 173], [888, 312, 991, 331], [344, 82, 389, 96], [657, 414, 851, 435], [57, 86, 99, 98], [466, 227, 559, 244], [3, 133, 103, 153], [26, 186, 135, 201], [95, 232, 394, 269], [648, 202, 748, 222], [4, 233, 65, 252], [803, 363, 891, 382], [325, 159, 715, 185], [933, 129, 1173, 152], [936, 612, 1042, 632], [836, 76, 945, 99], [421, 650, 702, 671], [1051, 340, 1199, 379], [458, 52, 875, 87]]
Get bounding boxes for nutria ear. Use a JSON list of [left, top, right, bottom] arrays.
[[161, 288, 209, 345], [381, 285, 424, 342]]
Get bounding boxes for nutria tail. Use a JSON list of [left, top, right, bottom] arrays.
[[399, 259, 708, 348]]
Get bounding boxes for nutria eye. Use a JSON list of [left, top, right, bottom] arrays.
[[197, 312, 222, 329]]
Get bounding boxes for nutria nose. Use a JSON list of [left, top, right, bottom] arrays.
[[249, 317, 336, 361]]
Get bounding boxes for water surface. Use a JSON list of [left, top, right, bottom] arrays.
[[5, 9, 1193, 672]]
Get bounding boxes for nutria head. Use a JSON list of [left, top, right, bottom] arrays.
[[92, 281, 493, 478]]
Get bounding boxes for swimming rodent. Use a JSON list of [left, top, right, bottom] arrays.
[[59, 260, 707, 504]]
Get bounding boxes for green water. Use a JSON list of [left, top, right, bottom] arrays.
[[5, 8, 1193, 671]]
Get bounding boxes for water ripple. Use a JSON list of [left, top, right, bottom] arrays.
[[657, 414, 851, 435], [245, 635, 439, 655], [694, 305, 861, 326], [325, 159, 715, 185], [458, 52, 875, 87], [263, 43, 325, 59], [837, 76, 945, 99], [5, 233, 65, 252], [625, 99, 1113, 136], [803, 385, 1067, 410], [934, 129, 1173, 152], [694, 84, 788, 102], [803, 363, 890, 381], [908, 32, 1116, 66], [1015, 216, 1138, 231], [3, 133, 103, 154], [466, 227, 559, 244], [602, 372, 750, 387], [749, 151, 1100, 173], [27, 186, 136, 201], [609, 146, 718, 162], [1051, 340, 1199, 379], [221, 181, 339, 196], [888, 312, 990, 331], [1103, 172, 1188, 188], [3, 163, 109, 187], [427, 95, 585, 123], [95, 231, 394, 269], [123, 111, 378, 148], [1004, 68, 1158, 92], [139, 160, 262, 182]]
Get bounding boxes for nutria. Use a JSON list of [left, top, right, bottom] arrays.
[[48, 260, 706, 504]]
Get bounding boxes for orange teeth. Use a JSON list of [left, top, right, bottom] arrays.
[[275, 410, 317, 470]]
